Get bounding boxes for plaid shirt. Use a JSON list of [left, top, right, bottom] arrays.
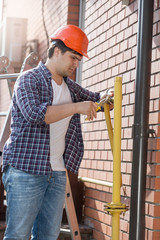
[[2, 61, 100, 175]]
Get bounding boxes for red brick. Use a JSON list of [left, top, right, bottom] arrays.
[[90, 160, 96, 170], [150, 86, 160, 99], [129, 12, 138, 26], [112, 65, 119, 76], [93, 230, 105, 240], [110, 15, 118, 27], [120, 219, 129, 232], [67, 19, 79, 25], [153, 99, 160, 111], [121, 162, 127, 173], [68, 5, 79, 13], [122, 116, 129, 128], [113, 22, 121, 35], [157, 138, 160, 150], [122, 174, 131, 185], [119, 62, 127, 73], [108, 56, 116, 68], [116, 53, 123, 65], [148, 230, 160, 240], [125, 106, 134, 118], [128, 35, 137, 48], [94, 150, 101, 160], [122, 151, 132, 162], [153, 177, 160, 189], [68, 0, 79, 4], [85, 160, 91, 169], [148, 139, 158, 152], [153, 9, 160, 23], [103, 160, 111, 171], [153, 22, 158, 36], [124, 25, 133, 39], [123, 49, 132, 61], [154, 191, 160, 203], [153, 218, 160, 230], [149, 204, 160, 217], [120, 18, 129, 31], [146, 216, 154, 229], [121, 231, 129, 240], [151, 60, 160, 73], [85, 197, 95, 209], [146, 177, 151, 188], [127, 139, 133, 149], [149, 112, 159, 124], [127, 81, 135, 94]]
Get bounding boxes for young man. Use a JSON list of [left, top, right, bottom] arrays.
[[2, 25, 111, 240]]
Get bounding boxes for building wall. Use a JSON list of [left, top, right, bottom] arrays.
[[146, 1, 160, 239], [79, 0, 160, 239], [0, 0, 160, 239], [26, 0, 68, 61], [80, 1, 137, 238]]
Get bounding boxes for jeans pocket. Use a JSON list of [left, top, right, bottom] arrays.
[[2, 165, 9, 190]]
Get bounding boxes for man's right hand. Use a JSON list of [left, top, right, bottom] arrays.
[[76, 101, 97, 121]]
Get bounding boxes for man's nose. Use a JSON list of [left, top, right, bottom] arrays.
[[74, 59, 79, 68]]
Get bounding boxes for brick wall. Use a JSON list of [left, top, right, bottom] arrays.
[[145, 1, 160, 239], [79, 0, 160, 239]]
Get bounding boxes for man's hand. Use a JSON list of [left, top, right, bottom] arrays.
[[100, 88, 114, 110], [76, 101, 98, 121]]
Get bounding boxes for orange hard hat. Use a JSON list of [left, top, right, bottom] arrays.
[[50, 25, 89, 58]]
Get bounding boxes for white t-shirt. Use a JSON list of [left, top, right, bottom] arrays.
[[50, 79, 72, 171]]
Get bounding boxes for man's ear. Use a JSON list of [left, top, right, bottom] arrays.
[[54, 47, 61, 57]]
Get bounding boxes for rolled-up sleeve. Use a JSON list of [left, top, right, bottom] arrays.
[[15, 73, 48, 125]]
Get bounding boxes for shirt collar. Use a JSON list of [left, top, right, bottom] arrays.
[[38, 61, 52, 80]]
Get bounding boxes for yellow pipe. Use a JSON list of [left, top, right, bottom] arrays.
[[103, 77, 128, 239], [104, 103, 113, 153], [104, 90, 122, 188], [112, 77, 122, 204], [112, 77, 122, 240], [112, 212, 120, 240]]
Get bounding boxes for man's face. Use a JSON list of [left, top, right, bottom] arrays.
[[55, 50, 83, 77]]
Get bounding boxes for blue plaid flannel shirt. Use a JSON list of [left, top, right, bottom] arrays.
[[2, 61, 100, 175]]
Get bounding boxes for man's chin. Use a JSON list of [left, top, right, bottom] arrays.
[[63, 74, 68, 77], [63, 72, 72, 77]]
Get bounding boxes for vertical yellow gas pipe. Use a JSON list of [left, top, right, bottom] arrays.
[[112, 76, 122, 240], [104, 77, 127, 239]]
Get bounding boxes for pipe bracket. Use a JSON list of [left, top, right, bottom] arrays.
[[104, 202, 129, 216]]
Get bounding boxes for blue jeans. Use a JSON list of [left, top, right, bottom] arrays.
[[2, 166, 66, 240]]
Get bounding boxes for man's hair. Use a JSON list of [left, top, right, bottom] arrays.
[[48, 40, 82, 58]]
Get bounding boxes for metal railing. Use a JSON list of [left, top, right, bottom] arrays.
[[78, 176, 113, 187], [0, 74, 17, 118], [0, 73, 19, 80]]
